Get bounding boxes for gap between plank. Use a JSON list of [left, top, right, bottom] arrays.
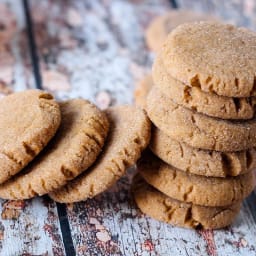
[[22, 0, 42, 89], [56, 202, 77, 256], [169, 0, 178, 8], [22, 1, 76, 255]]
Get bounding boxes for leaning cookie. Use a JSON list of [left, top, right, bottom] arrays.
[[134, 74, 153, 109], [49, 106, 151, 203], [0, 99, 109, 199], [150, 127, 256, 177], [0, 90, 61, 184], [146, 10, 216, 52], [132, 174, 241, 229], [147, 87, 256, 152], [138, 152, 255, 207], [153, 56, 256, 120]]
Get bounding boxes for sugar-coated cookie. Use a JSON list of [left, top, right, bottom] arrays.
[[0, 90, 61, 184], [162, 22, 256, 97]]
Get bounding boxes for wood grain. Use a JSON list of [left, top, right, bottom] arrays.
[[0, 0, 253, 255]]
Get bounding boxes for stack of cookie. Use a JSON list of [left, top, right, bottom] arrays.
[[133, 21, 256, 229], [0, 90, 151, 203]]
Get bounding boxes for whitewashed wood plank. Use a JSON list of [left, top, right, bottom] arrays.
[[0, 1, 66, 255], [176, 0, 255, 29], [1, 197, 65, 255], [213, 194, 256, 256], [29, 0, 169, 104], [7, 2, 30, 92], [1, 0, 35, 91], [31, 0, 256, 255]]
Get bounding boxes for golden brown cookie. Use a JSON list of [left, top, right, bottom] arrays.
[[147, 87, 256, 151], [0, 99, 109, 199], [146, 11, 217, 52], [150, 127, 256, 177], [138, 152, 255, 207], [161, 21, 256, 97], [132, 174, 241, 229], [134, 74, 153, 109], [153, 57, 256, 119], [49, 106, 151, 203], [0, 90, 61, 185]]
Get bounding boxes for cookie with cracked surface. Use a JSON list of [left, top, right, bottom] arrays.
[[153, 57, 256, 119], [161, 21, 256, 97], [0, 90, 61, 185], [134, 74, 153, 109], [138, 152, 255, 207], [0, 99, 109, 199], [132, 174, 241, 229], [146, 10, 217, 52], [49, 105, 151, 203], [147, 87, 256, 151], [150, 127, 256, 177]]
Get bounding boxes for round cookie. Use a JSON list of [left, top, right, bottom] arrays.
[[138, 152, 255, 207], [153, 57, 256, 119], [162, 21, 256, 97], [150, 127, 256, 177], [0, 90, 61, 185], [0, 99, 109, 199], [49, 106, 151, 203], [146, 87, 256, 151], [146, 10, 217, 52], [132, 174, 241, 229], [134, 74, 153, 109]]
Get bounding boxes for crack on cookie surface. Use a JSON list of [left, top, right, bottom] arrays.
[[22, 141, 37, 158]]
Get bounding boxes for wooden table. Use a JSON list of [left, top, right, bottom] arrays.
[[0, 0, 255, 255]]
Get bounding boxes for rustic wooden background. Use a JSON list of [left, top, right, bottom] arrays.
[[0, 0, 255, 255]]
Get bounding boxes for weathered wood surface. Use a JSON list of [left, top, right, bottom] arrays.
[[0, 1, 65, 255], [30, 0, 256, 256], [0, 0, 255, 255]]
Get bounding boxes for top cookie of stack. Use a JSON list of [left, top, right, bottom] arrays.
[[150, 21, 256, 152]]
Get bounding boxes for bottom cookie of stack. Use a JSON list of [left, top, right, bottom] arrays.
[[132, 174, 241, 229]]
